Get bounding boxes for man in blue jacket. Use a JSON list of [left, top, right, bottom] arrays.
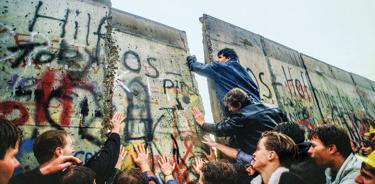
[[186, 48, 260, 106]]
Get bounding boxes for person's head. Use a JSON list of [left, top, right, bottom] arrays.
[[308, 125, 352, 168], [199, 160, 238, 184], [223, 88, 248, 113], [355, 151, 375, 184], [360, 140, 374, 156], [33, 130, 74, 164], [217, 48, 238, 63], [0, 119, 23, 184], [274, 122, 305, 144], [249, 131, 297, 174], [59, 166, 96, 184], [114, 168, 148, 184]]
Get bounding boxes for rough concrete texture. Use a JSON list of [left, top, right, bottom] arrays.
[[0, 0, 110, 172], [201, 14, 374, 141], [201, 15, 277, 121], [0, 1, 204, 181], [110, 9, 203, 183]]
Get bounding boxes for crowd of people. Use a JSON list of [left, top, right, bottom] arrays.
[[0, 48, 374, 184]]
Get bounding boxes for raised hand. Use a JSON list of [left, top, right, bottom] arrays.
[[40, 155, 81, 175], [131, 144, 151, 172], [204, 148, 216, 161], [192, 157, 206, 174], [192, 107, 205, 126], [115, 145, 128, 169], [202, 135, 217, 148], [111, 112, 125, 134], [158, 156, 175, 176]]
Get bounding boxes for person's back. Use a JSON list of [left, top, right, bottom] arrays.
[[208, 60, 260, 103], [223, 103, 287, 154], [187, 48, 260, 105]]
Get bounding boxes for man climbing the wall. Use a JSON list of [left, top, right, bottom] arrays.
[[186, 48, 260, 107]]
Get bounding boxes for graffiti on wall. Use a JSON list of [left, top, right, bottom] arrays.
[[201, 14, 375, 143], [0, 0, 110, 171], [111, 28, 203, 183]]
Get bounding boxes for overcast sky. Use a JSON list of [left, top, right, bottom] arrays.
[[112, 0, 375, 122]]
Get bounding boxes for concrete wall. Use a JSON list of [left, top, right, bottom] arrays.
[[0, 0, 110, 172], [110, 9, 203, 183], [201, 14, 374, 140], [0, 1, 203, 181]]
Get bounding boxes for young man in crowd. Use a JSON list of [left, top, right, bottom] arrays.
[[308, 125, 361, 184], [355, 151, 375, 184], [192, 158, 238, 184], [0, 119, 81, 184], [187, 48, 260, 106], [0, 119, 23, 184], [10, 112, 125, 184], [247, 131, 303, 184]]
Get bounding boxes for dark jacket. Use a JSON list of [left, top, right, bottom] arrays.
[[10, 133, 120, 184], [189, 59, 260, 104], [290, 144, 326, 184], [202, 102, 287, 154], [279, 172, 305, 184]]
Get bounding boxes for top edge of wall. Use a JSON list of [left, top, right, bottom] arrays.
[[300, 53, 334, 78], [85, 0, 111, 6], [329, 65, 355, 84], [351, 73, 374, 90], [111, 8, 188, 51], [261, 37, 303, 67], [200, 14, 263, 50], [201, 14, 302, 67]]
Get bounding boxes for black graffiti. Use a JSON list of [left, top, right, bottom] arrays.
[[29, 1, 69, 38], [78, 96, 103, 146], [35, 50, 56, 64], [122, 50, 161, 78], [163, 79, 174, 94], [7, 42, 47, 68], [120, 78, 153, 142], [246, 68, 272, 99], [57, 40, 83, 66], [86, 13, 91, 45], [259, 72, 272, 99], [123, 50, 141, 72], [145, 57, 159, 78]]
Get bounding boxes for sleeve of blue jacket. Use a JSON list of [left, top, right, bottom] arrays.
[[190, 62, 218, 79], [166, 179, 178, 184]]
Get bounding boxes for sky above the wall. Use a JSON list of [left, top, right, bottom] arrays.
[[112, 0, 375, 122]]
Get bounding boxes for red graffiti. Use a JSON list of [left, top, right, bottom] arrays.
[[14, 33, 31, 46], [35, 70, 55, 124], [59, 74, 74, 126], [35, 70, 74, 126], [0, 101, 29, 125], [297, 119, 315, 130], [173, 134, 196, 183]]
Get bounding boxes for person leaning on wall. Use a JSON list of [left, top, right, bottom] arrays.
[[186, 48, 260, 107]]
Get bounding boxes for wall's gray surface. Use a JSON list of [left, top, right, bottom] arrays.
[[201, 14, 374, 140], [111, 9, 203, 183], [0, 2, 203, 181], [262, 38, 322, 127], [201, 15, 277, 121], [0, 0, 110, 171]]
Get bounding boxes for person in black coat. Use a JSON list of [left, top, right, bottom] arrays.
[[192, 88, 287, 158], [10, 112, 125, 184]]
